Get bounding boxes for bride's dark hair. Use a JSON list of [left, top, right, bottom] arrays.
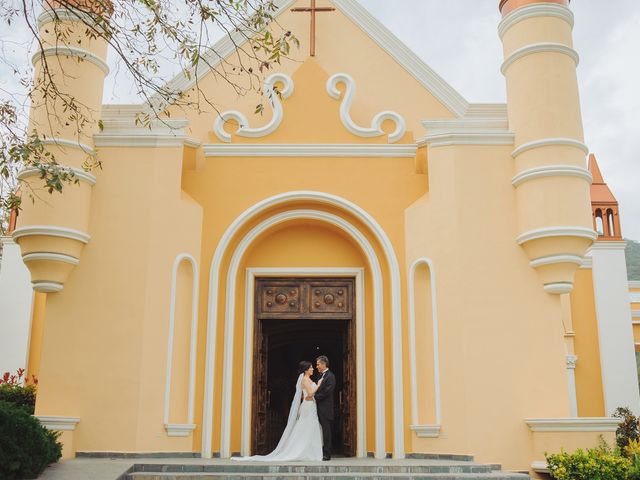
[[298, 360, 312, 375]]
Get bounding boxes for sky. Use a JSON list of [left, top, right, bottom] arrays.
[[357, 0, 640, 241], [1, 1, 639, 239]]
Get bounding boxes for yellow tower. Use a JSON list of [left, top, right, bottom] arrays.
[[499, 0, 596, 294], [12, 0, 110, 292]]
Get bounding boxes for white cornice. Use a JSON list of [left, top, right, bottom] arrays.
[[422, 117, 509, 135], [203, 144, 417, 158], [544, 282, 574, 294], [13, 225, 91, 244], [333, 0, 467, 117], [32, 46, 109, 75], [22, 252, 80, 266], [18, 167, 97, 186], [410, 424, 441, 438], [36, 416, 80, 431], [463, 103, 508, 118], [165, 424, 196, 437], [512, 165, 592, 187], [498, 3, 574, 39], [525, 418, 622, 432], [144, 0, 468, 118], [40, 137, 95, 155], [501, 43, 579, 75], [530, 254, 584, 268], [590, 241, 628, 251], [420, 132, 514, 148], [93, 134, 196, 148], [511, 138, 589, 158], [580, 256, 593, 269], [32, 281, 64, 293], [37, 8, 96, 30], [631, 312, 640, 319], [630, 281, 640, 289], [517, 227, 598, 245]]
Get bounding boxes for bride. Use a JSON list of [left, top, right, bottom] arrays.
[[233, 360, 323, 462]]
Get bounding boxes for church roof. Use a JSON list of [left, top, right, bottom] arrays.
[[145, 0, 470, 117], [588, 154, 618, 205]]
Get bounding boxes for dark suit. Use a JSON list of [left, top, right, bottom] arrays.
[[315, 369, 336, 458]]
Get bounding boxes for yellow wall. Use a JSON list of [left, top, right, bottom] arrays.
[[571, 268, 605, 417]]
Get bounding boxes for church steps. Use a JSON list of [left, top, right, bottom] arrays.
[[123, 462, 530, 480]]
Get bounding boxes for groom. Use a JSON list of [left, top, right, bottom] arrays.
[[312, 355, 336, 461]]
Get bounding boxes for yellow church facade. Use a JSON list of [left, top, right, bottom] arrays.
[[9, 0, 640, 475]]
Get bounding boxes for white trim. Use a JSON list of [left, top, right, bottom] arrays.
[[407, 258, 441, 433], [544, 282, 574, 294], [530, 254, 584, 268], [410, 425, 441, 438], [511, 138, 589, 159], [37, 8, 97, 30], [32, 46, 109, 75], [164, 423, 196, 437], [419, 133, 514, 148], [629, 281, 640, 289], [22, 252, 79, 266], [590, 241, 628, 251], [566, 355, 578, 416], [221, 211, 383, 460], [203, 191, 404, 460], [422, 117, 509, 135], [93, 134, 195, 148], [146, 0, 468, 118], [580, 256, 593, 269], [631, 312, 640, 320], [498, 3, 574, 39], [525, 418, 622, 432], [40, 137, 95, 155], [163, 254, 200, 433], [512, 165, 592, 187], [501, 43, 579, 75], [35, 416, 80, 431], [13, 225, 91, 244], [213, 73, 294, 143], [327, 73, 406, 143], [203, 144, 417, 158], [18, 167, 97, 186], [331, 0, 468, 117], [32, 281, 64, 293], [242, 268, 366, 458], [531, 461, 550, 474], [516, 226, 598, 245], [184, 138, 202, 149]]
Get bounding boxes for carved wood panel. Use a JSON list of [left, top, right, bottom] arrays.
[[256, 278, 353, 319]]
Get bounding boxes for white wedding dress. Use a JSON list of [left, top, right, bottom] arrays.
[[233, 373, 323, 462]]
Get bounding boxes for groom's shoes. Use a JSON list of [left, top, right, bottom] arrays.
[[322, 456, 331, 461]]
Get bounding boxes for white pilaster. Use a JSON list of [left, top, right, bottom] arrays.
[[590, 241, 640, 415], [0, 237, 34, 373], [566, 355, 578, 417]]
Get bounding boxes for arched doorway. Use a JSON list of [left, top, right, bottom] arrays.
[[252, 277, 356, 457]]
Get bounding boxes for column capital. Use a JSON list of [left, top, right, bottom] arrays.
[[499, 0, 570, 17]]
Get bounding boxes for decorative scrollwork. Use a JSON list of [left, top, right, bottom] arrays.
[[326, 73, 406, 144], [213, 73, 295, 143]]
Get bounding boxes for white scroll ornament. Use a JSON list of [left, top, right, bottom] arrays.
[[213, 73, 294, 143], [326, 73, 406, 144]]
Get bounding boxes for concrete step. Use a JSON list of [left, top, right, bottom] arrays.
[[127, 473, 530, 480], [124, 462, 530, 480]]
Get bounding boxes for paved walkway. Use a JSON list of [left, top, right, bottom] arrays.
[[38, 457, 487, 480]]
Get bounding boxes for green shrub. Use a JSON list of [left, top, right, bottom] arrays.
[[0, 369, 37, 414], [546, 444, 631, 480], [614, 407, 640, 451], [0, 400, 62, 479]]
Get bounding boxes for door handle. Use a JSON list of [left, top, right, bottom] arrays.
[[267, 390, 271, 408], [339, 391, 343, 409]]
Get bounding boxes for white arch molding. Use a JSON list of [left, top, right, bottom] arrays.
[[243, 267, 366, 458], [223, 210, 384, 459], [408, 258, 442, 438], [203, 191, 405, 459], [163, 254, 200, 436]]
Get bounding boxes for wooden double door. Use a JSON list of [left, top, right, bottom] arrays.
[[252, 277, 356, 457]]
